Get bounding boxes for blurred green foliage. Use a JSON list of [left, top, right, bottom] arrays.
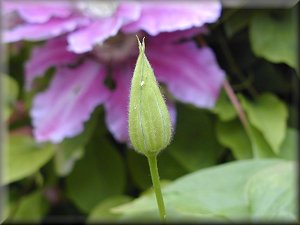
[[3, 75, 19, 120], [3, 5, 298, 224], [4, 136, 54, 185], [250, 8, 297, 69]]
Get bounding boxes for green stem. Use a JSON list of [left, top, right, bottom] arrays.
[[147, 154, 166, 222]]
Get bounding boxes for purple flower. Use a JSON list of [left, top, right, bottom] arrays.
[[4, 1, 225, 143]]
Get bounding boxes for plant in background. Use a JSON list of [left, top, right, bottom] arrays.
[[3, 0, 298, 223], [129, 37, 172, 221]]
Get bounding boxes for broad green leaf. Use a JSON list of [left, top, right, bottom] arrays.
[[216, 119, 252, 159], [245, 162, 296, 221], [212, 90, 236, 121], [216, 118, 286, 159], [240, 93, 288, 154], [247, 125, 277, 158], [66, 137, 125, 212], [113, 159, 295, 222], [250, 9, 297, 68], [278, 128, 298, 160], [88, 196, 132, 223], [3, 136, 54, 184], [3, 75, 19, 120], [8, 190, 49, 223]]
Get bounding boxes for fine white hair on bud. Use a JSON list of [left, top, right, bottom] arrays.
[[128, 37, 172, 156]]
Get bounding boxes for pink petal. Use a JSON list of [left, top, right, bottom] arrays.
[[67, 2, 141, 53], [3, 15, 89, 43], [147, 40, 225, 108], [104, 64, 132, 143], [4, 1, 73, 23], [25, 37, 78, 90], [31, 60, 110, 143], [67, 19, 118, 53], [122, 1, 221, 35], [145, 27, 208, 45]]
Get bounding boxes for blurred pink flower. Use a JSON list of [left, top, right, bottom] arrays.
[[4, 1, 225, 143]]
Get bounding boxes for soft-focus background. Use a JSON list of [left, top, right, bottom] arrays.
[[1, 1, 298, 223]]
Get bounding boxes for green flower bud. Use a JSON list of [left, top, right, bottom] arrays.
[[128, 37, 172, 156]]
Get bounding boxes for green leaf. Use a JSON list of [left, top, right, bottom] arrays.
[[245, 162, 296, 221], [166, 104, 224, 172], [240, 93, 288, 154], [212, 90, 237, 121], [250, 9, 297, 68], [66, 138, 126, 212], [3, 75, 19, 120], [113, 159, 296, 222], [88, 196, 133, 223], [216, 119, 253, 159], [4, 136, 54, 184], [247, 125, 277, 158], [1, 198, 11, 224], [278, 128, 298, 160], [8, 190, 49, 223]]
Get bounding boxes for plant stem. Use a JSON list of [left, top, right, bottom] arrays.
[[223, 79, 257, 145], [223, 79, 249, 131], [223, 79, 264, 157], [147, 154, 166, 222]]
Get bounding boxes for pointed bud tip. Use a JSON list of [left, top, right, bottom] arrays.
[[136, 35, 145, 53]]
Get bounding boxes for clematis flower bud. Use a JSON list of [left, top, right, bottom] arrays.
[[128, 37, 172, 156]]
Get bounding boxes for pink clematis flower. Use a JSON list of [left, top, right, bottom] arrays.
[[4, 1, 225, 143]]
